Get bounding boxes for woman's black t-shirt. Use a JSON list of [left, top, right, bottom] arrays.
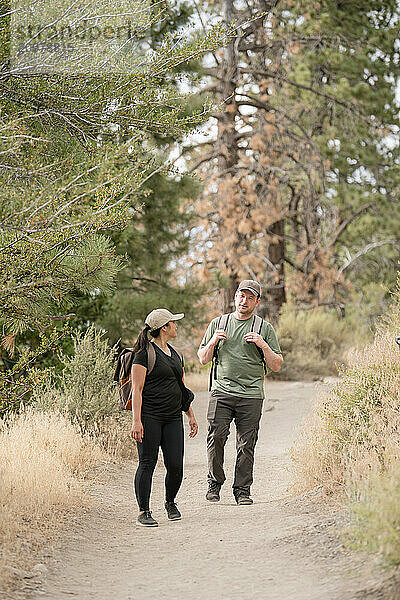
[[132, 342, 183, 422]]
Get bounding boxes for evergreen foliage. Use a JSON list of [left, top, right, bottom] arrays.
[[0, 1, 230, 412], [190, 0, 400, 320], [33, 327, 119, 432], [80, 170, 204, 345]]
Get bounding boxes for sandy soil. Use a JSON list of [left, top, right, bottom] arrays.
[[16, 381, 399, 600]]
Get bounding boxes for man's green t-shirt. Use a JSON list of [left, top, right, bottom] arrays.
[[201, 314, 282, 399]]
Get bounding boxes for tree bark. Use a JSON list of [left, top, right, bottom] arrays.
[[217, 0, 241, 313]]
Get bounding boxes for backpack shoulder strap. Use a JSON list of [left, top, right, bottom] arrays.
[[168, 344, 184, 366], [251, 314, 264, 335], [251, 315, 267, 374], [213, 313, 231, 358], [209, 313, 232, 391], [147, 343, 156, 375], [218, 313, 231, 331]]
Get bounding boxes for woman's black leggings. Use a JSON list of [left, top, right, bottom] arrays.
[[134, 416, 184, 511]]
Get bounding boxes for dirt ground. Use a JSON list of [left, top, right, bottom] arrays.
[[14, 381, 400, 600]]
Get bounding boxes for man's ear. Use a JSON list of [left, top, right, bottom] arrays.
[[256, 297, 261, 306]]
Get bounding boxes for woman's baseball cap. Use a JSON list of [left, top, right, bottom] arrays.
[[145, 308, 184, 330]]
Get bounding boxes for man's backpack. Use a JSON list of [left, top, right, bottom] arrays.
[[209, 313, 267, 391], [113, 343, 183, 410]]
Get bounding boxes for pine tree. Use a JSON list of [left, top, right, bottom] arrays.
[[0, 1, 229, 412], [71, 2, 212, 347], [190, 0, 400, 322]]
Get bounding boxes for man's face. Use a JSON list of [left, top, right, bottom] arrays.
[[234, 289, 260, 317]]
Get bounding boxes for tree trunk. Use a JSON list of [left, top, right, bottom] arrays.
[[260, 219, 286, 325], [218, 276, 237, 314], [216, 0, 241, 312]]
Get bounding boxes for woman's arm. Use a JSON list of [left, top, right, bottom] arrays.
[[184, 405, 198, 438], [130, 364, 147, 442], [182, 368, 198, 437]]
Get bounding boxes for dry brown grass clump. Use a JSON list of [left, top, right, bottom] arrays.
[[90, 413, 137, 460], [292, 328, 400, 496], [0, 409, 105, 593], [347, 460, 400, 565]]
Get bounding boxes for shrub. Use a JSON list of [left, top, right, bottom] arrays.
[[32, 327, 136, 459], [348, 462, 400, 566], [291, 280, 400, 566], [292, 328, 400, 495], [276, 304, 353, 380], [33, 326, 119, 431]]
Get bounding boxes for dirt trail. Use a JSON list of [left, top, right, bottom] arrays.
[[24, 381, 394, 600]]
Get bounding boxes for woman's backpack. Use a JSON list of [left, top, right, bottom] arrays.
[[113, 343, 184, 410], [113, 345, 156, 410]]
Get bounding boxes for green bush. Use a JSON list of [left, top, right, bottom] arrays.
[[348, 462, 400, 566], [33, 326, 119, 432], [292, 278, 400, 566], [276, 304, 352, 379], [292, 327, 400, 494]]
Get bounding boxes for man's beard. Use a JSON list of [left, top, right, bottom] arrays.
[[237, 305, 252, 317]]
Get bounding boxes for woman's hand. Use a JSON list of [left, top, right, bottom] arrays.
[[131, 420, 144, 443], [188, 414, 198, 438]]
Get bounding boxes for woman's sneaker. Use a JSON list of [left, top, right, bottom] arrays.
[[137, 511, 158, 527], [165, 501, 182, 520]]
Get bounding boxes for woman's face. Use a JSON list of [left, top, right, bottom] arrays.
[[164, 320, 178, 338]]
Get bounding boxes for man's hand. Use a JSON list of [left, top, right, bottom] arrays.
[[244, 332, 266, 348], [131, 420, 144, 443], [198, 329, 227, 365], [210, 329, 227, 346], [244, 333, 284, 372]]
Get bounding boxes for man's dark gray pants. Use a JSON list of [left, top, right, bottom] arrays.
[[207, 390, 263, 496]]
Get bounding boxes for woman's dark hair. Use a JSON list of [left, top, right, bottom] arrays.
[[132, 324, 163, 355]]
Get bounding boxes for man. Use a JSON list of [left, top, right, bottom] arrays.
[[197, 280, 283, 505]]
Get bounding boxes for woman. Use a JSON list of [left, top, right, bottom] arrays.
[[130, 308, 198, 527]]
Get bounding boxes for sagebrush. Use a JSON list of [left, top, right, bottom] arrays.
[[33, 326, 119, 430], [276, 304, 353, 380], [292, 284, 400, 565], [32, 327, 136, 458]]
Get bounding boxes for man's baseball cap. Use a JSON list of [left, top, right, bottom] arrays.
[[237, 279, 261, 297], [145, 308, 184, 330]]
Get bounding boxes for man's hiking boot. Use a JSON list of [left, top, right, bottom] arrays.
[[165, 501, 181, 521], [137, 511, 158, 527], [235, 493, 253, 506], [206, 482, 221, 502]]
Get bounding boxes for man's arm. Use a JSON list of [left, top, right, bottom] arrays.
[[243, 331, 283, 372], [261, 342, 283, 372], [197, 329, 227, 364]]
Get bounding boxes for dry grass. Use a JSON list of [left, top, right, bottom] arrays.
[[291, 316, 400, 565], [292, 328, 400, 497], [0, 409, 105, 593], [347, 460, 400, 565], [89, 412, 137, 460]]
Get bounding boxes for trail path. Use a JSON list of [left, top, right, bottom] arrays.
[[26, 381, 393, 600]]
